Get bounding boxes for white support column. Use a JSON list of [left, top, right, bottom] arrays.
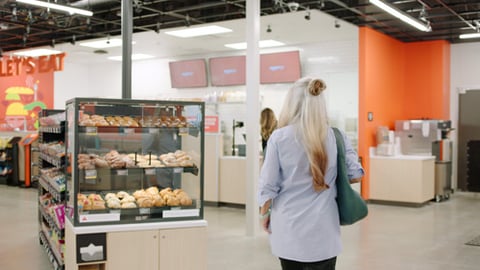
[[245, 0, 261, 237]]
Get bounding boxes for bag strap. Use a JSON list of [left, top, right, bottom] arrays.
[[332, 127, 348, 179], [332, 127, 346, 160]]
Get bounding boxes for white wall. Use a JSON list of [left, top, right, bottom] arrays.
[[450, 41, 480, 189], [53, 61, 122, 108], [54, 39, 359, 132]]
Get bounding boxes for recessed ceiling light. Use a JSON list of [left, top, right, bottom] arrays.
[[164, 25, 232, 38], [79, 39, 136, 49], [16, 0, 93, 17], [107, 54, 155, 61], [224, 40, 285, 50], [13, 48, 62, 57]]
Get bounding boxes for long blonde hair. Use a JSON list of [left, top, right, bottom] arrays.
[[278, 78, 329, 192], [260, 108, 277, 141]]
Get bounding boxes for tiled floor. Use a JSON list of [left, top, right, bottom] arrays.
[[1, 184, 480, 270]]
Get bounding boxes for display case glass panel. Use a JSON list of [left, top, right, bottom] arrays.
[[65, 98, 204, 226]]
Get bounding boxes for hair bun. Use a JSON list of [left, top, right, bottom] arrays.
[[308, 79, 326, 96]]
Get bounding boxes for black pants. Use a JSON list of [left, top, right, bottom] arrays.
[[279, 257, 336, 270]]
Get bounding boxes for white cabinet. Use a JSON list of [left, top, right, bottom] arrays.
[[105, 227, 206, 270], [370, 155, 435, 204], [65, 221, 207, 270], [106, 230, 159, 270], [159, 227, 207, 270]]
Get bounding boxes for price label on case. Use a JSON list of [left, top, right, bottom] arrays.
[[149, 128, 159, 134], [173, 168, 183, 174], [117, 170, 128, 176], [139, 208, 151, 215], [123, 128, 135, 134], [178, 127, 189, 136], [145, 168, 156, 175], [85, 170, 97, 179], [85, 127, 98, 135]]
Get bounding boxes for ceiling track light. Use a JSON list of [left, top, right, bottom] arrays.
[[419, 5, 428, 22], [369, 0, 431, 32], [304, 8, 311, 20], [319, 0, 325, 9], [12, 7, 18, 21], [334, 20, 340, 28], [16, 0, 93, 17], [185, 14, 191, 27]]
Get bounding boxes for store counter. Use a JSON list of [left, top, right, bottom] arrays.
[[219, 156, 246, 205], [369, 154, 435, 205]]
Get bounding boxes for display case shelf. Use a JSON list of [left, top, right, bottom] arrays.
[[39, 153, 64, 168], [39, 125, 64, 134], [37, 109, 66, 270], [39, 203, 65, 238], [39, 229, 64, 270], [39, 175, 65, 201], [77, 165, 199, 178]]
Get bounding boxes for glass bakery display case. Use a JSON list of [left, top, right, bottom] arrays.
[[65, 98, 204, 226]]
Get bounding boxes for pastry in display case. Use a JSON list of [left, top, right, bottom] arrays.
[[64, 98, 204, 226]]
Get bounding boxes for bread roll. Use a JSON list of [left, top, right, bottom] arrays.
[[121, 202, 137, 209], [121, 195, 135, 203], [180, 196, 193, 206], [107, 199, 121, 209], [159, 187, 172, 197], [133, 189, 147, 199], [92, 200, 106, 210], [137, 197, 154, 208], [154, 196, 166, 207], [116, 191, 129, 199], [165, 196, 180, 206], [104, 193, 117, 200], [146, 186, 159, 195]]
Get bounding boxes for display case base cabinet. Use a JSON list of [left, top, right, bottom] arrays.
[[369, 156, 435, 204], [65, 225, 207, 270]]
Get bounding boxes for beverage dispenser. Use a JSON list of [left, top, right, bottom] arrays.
[[431, 121, 453, 201]]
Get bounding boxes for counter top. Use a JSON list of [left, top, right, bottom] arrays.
[[220, 156, 246, 160], [370, 154, 435, 160], [67, 219, 208, 234]]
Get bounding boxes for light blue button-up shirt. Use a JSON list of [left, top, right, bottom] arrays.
[[258, 125, 364, 262]]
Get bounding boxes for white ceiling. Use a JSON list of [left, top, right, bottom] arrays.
[[51, 9, 358, 64]]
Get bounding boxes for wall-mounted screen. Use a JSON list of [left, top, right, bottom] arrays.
[[260, 51, 301, 84], [209, 56, 246, 86], [169, 59, 208, 88]]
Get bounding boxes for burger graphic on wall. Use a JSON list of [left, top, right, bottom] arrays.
[[4, 86, 46, 130]]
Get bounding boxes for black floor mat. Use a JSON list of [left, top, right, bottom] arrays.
[[465, 235, 480, 246]]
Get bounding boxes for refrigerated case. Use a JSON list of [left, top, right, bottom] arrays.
[[63, 98, 207, 270]]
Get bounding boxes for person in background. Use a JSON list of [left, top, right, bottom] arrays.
[[260, 108, 277, 154], [258, 77, 364, 270]]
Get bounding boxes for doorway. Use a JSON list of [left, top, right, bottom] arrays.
[[458, 89, 480, 192]]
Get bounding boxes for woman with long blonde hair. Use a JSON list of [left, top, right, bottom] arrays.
[[260, 108, 277, 153], [258, 77, 364, 270]]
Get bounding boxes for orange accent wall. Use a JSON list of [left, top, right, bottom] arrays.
[[358, 27, 450, 199], [404, 41, 450, 119]]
